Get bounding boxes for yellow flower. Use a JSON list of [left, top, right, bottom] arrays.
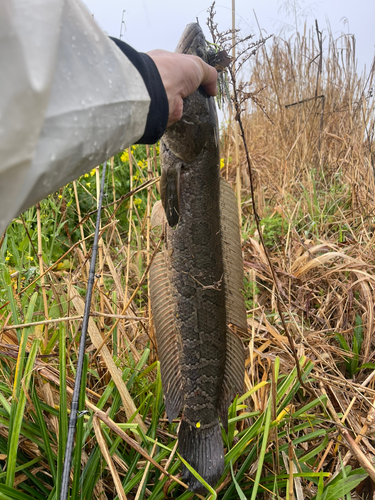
[[196, 422, 201, 428], [90, 168, 96, 176], [58, 195, 62, 199], [26, 255, 34, 261], [137, 160, 145, 169], [131, 145, 137, 153], [121, 151, 129, 162], [132, 175, 139, 182], [134, 197, 142, 206], [220, 158, 225, 170], [84, 173, 89, 178], [86, 182, 91, 188], [5, 256, 10, 261]]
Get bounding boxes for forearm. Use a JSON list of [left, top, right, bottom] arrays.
[[0, 0, 168, 235]]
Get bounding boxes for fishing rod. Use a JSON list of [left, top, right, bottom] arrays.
[[60, 160, 107, 500]]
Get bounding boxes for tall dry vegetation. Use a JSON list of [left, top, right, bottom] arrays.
[[232, 22, 375, 203], [222, 20, 375, 484]]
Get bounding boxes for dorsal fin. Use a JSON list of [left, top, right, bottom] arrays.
[[218, 178, 247, 430]]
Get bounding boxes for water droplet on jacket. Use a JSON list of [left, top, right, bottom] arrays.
[[50, 154, 56, 161], [74, 116, 78, 122], [72, 35, 76, 41]]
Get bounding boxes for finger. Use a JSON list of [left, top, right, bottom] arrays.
[[199, 62, 218, 97]]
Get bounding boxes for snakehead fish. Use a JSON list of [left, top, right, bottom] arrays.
[[149, 23, 247, 494]]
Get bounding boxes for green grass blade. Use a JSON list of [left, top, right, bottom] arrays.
[[56, 323, 68, 496], [18, 483, 46, 500], [230, 461, 247, 499], [80, 446, 101, 499], [0, 457, 41, 480], [0, 391, 11, 414], [46, 485, 56, 500], [2, 267, 21, 341], [291, 395, 327, 419], [71, 353, 88, 500], [178, 454, 217, 499], [312, 473, 367, 500], [6, 338, 40, 487], [299, 434, 329, 464], [0, 484, 37, 500], [0, 493, 13, 500], [11, 292, 38, 401], [31, 381, 57, 482], [236, 381, 268, 405], [225, 416, 263, 463], [250, 403, 272, 500]]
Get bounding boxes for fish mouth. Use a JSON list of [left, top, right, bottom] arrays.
[[176, 23, 207, 60]]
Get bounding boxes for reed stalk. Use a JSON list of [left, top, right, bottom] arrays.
[[96, 166, 105, 332], [36, 202, 49, 348]]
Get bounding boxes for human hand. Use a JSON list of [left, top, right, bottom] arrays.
[[147, 49, 218, 127]]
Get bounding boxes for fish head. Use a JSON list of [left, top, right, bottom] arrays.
[[160, 23, 220, 227], [161, 23, 218, 165], [176, 22, 208, 60]]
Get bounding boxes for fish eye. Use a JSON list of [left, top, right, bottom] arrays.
[[196, 46, 204, 57]]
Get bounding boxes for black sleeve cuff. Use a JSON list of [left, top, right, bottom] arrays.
[[110, 37, 169, 144]]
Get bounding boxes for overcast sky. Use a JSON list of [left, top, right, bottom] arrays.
[[82, 0, 374, 76]]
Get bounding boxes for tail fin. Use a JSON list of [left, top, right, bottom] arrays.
[[179, 418, 224, 494]]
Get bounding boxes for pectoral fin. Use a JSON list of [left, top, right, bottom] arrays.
[[150, 200, 166, 228], [160, 164, 181, 227], [219, 178, 247, 430], [149, 252, 183, 421]]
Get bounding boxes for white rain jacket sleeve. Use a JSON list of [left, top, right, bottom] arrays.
[[0, 0, 168, 236]]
